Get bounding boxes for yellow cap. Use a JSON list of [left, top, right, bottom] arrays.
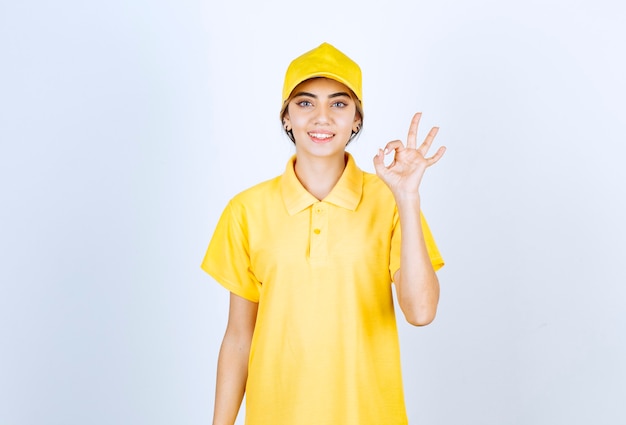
[[281, 42, 363, 109]]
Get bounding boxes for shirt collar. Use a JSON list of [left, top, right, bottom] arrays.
[[280, 153, 364, 215]]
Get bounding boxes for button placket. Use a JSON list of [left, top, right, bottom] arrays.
[[310, 202, 328, 260]]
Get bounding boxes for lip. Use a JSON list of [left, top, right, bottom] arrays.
[[308, 131, 335, 144]]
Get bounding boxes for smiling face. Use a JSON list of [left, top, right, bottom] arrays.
[[282, 78, 362, 160]]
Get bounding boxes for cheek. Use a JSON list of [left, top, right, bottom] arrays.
[[289, 113, 308, 129], [337, 114, 357, 130]]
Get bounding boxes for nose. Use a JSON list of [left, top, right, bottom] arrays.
[[314, 104, 331, 124]]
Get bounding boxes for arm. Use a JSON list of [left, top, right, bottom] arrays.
[[393, 196, 440, 326], [373, 112, 445, 326], [213, 293, 258, 425]]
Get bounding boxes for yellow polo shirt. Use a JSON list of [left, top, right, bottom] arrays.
[[202, 154, 443, 425]]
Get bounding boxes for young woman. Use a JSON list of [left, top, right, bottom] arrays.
[[202, 42, 446, 425]]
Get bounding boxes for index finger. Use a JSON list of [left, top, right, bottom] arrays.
[[406, 112, 422, 149]]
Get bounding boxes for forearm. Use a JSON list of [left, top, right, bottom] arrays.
[[394, 195, 440, 326], [213, 333, 251, 425]]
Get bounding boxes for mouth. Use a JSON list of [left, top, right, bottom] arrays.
[[308, 132, 335, 144]]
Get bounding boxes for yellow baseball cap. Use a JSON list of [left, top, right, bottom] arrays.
[[281, 43, 363, 114]]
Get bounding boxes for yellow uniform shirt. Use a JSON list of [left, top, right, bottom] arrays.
[[202, 154, 443, 425]]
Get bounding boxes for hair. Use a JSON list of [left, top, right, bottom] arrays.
[[280, 78, 364, 145]]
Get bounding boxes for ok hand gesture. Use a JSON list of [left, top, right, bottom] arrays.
[[373, 112, 446, 199]]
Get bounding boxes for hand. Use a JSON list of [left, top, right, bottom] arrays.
[[373, 112, 446, 199]]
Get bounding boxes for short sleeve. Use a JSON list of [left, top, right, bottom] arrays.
[[420, 212, 445, 271], [201, 201, 261, 302], [389, 210, 445, 280]]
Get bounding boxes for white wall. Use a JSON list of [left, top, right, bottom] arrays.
[[1, 0, 625, 424]]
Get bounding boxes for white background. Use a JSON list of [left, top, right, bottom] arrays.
[[1, 0, 625, 424]]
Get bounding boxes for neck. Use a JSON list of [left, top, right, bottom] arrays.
[[294, 153, 347, 201]]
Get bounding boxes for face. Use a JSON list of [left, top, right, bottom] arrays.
[[283, 78, 362, 159]]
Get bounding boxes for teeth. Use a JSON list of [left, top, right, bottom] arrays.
[[309, 133, 332, 139]]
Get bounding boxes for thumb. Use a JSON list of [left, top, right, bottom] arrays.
[[373, 148, 387, 176]]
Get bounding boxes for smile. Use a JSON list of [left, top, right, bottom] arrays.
[[308, 132, 334, 143]]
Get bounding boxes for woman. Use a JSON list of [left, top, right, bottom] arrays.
[[202, 42, 446, 425]]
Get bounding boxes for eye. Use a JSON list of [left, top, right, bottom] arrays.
[[332, 98, 351, 108], [296, 100, 313, 107]]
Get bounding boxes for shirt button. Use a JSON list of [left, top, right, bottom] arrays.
[[313, 228, 321, 234]]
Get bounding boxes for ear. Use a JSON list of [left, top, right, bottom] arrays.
[[283, 114, 292, 131], [352, 117, 362, 133]]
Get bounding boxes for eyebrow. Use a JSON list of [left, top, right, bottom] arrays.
[[292, 91, 352, 99]]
